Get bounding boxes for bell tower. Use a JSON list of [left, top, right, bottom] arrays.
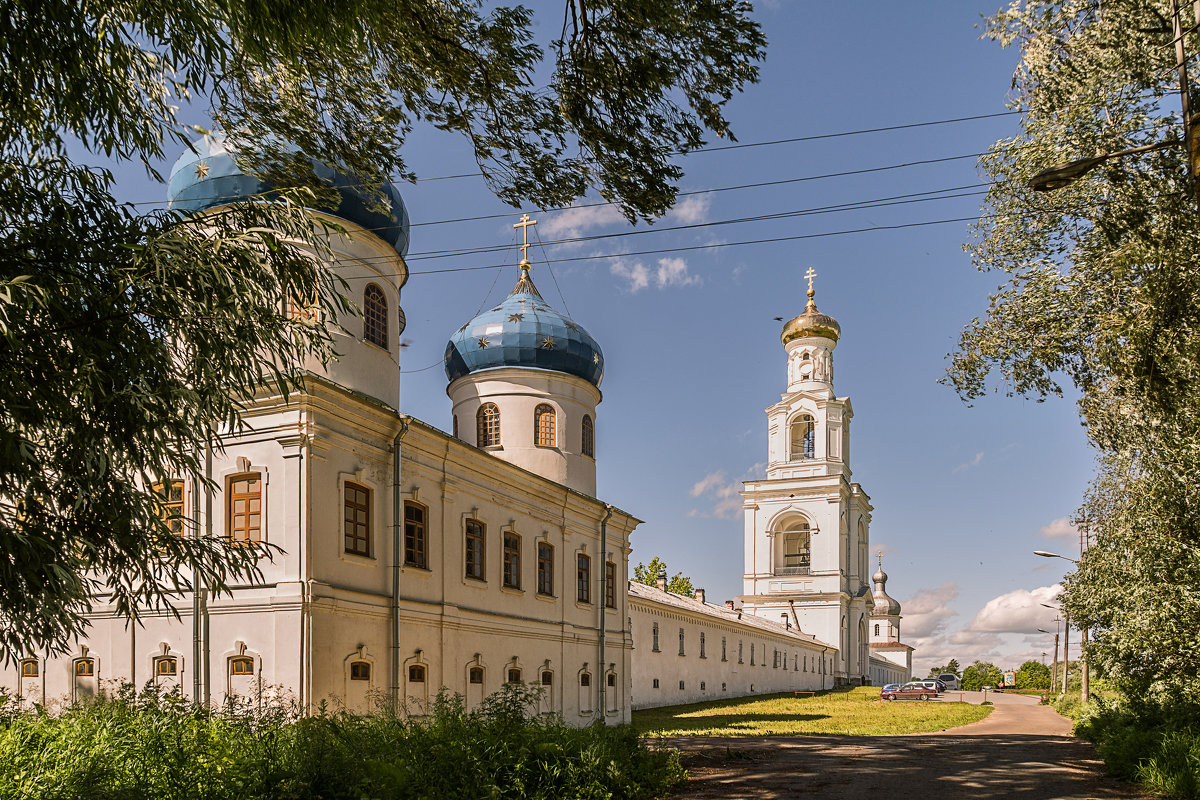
[[741, 272, 875, 686]]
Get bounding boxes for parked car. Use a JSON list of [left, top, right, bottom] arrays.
[[937, 673, 961, 691], [881, 682, 934, 701], [915, 679, 945, 693]]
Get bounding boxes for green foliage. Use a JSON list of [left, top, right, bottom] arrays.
[[961, 661, 1004, 692], [0, 0, 765, 657], [950, 0, 1200, 706], [926, 659, 961, 678], [1015, 660, 1051, 690], [633, 557, 696, 596], [1072, 697, 1200, 798], [0, 683, 684, 800]]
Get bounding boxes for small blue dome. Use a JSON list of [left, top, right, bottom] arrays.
[[445, 266, 604, 387], [167, 136, 410, 257]]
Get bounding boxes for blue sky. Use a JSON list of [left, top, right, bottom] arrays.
[[111, 0, 1089, 674]]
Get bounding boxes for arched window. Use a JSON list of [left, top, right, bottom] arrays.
[[229, 657, 254, 676], [541, 670, 553, 686], [507, 668, 522, 684], [781, 522, 811, 574], [477, 403, 500, 447], [581, 414, 594, 458], [227, 472, 262, 543], [408, 664, 426, 683], [20, 659, 38, 678], [874, 623, 881, 636], [534, 404, 556, 447], [155, 656, 177, 677], [469, 666, 484, 684], [536, 542, 554, 595], [652, 622, 660, 652], [404, 501, 428, 569], [363, 283, 388, 349], [790, 413, 816, 459], [351, 661, 371, 681], [75, 658, 95, 677]]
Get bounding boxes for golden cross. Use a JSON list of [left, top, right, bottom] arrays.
[[805, 267, 818, 295], [514, 214, 537, 263], [877, 550, 883, 567]]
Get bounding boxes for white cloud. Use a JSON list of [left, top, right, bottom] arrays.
[[901, 582, 960, 639], [666, 194, 711, 225], [969, 584, 1063, 634], [1039, 517, 1078, 540], [654, 257, 700, 288], [539, 204, 625, 239], [690, 471, 727, 497], [953, 452, 984, 473], [609, 257, 700, 292], [610, 261, 650, 293], [688, 466, 757, 520]]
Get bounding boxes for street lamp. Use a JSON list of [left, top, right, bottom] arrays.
[[1027, 141, 1180, 191], [1036, 550, 1090, 703]]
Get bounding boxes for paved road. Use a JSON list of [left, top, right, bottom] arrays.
[[667, 692, 1149, 799]]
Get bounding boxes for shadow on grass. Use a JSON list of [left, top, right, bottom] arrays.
[[641, 712, 832, 733]]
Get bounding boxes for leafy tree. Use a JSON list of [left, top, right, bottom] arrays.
[[948, 0, 1200, 703], [961, 661, 1004, 692], [633, 557, 696, 596], [0, 0, 765, 658], [1015, 660, 1051, 691], [927, 658, 962, 678]]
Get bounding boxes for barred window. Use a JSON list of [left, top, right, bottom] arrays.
[[465, 519, 485, 580], [581, 414, 595, 458], [503, 532, 521, 589], [576, 554, 591, 603], [534, 404, 556, 447], [537, 542, 553, 595], [364, 283, 388, 349], [404, 501, 428, 568], [344, 482, 371, 557], [228, 472, 262, 543], [477, 403, 500, 447]]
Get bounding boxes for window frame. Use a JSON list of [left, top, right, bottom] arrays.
[[465, 519, 486, 581], [651, 622, 660, 652], [363, 283, 389, 349], [581, 414, 595, 458], [155, 656, 178, 677], [154, 479, 186, 535], [227, 471, 263, 544], [536, 542, 554, 596], [408, 664, 426, 683], [507, 668, 522, 684], [534, 403, 556, 447], [576, 553, 591, 604], [74, 658, 95, 677], [229, 657, 254, 676], [469, 666, 484, 684], [605, 560, 616, 608], [476, 403, 501, 448], [343, 481, 372, 558], [502, 531, 521, 589], [351, 661, 371, 681], [20, 659, 38, 678], [404, 501, 428, 569], [789, 413, 816, 460]]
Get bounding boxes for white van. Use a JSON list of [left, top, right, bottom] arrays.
[[938, 673, 961, 691]]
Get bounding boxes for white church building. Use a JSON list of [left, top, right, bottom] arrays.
[[10, 141, 911, 718]]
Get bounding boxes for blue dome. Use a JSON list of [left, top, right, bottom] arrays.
[[445, 267, 604, 387], [167, 136, 410, 257]]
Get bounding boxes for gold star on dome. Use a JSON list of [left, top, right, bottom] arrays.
[[478, 337, 490, 349], [541, 336, 556, 349], [508, 313, 524, 322], [593, 353, 600, 364], [194, 160, 210, 179]]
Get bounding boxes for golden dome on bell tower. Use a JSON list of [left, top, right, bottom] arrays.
[[780, 267, 841, 345]]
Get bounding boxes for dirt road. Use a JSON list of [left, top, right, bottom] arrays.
[[667, 691, 1149, 799]]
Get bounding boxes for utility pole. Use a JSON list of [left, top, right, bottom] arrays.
[[1079, 517, 1090, 703], [1174, 0, 1200, 218]]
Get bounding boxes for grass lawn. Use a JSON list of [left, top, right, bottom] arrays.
[[633, 686, 992, 737]]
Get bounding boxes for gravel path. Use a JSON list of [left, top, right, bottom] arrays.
[[666, 692, 1150, 799]]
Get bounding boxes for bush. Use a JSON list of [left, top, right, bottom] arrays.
[[0, 684, 685, 800], [1070, 697, 1200, 799]]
